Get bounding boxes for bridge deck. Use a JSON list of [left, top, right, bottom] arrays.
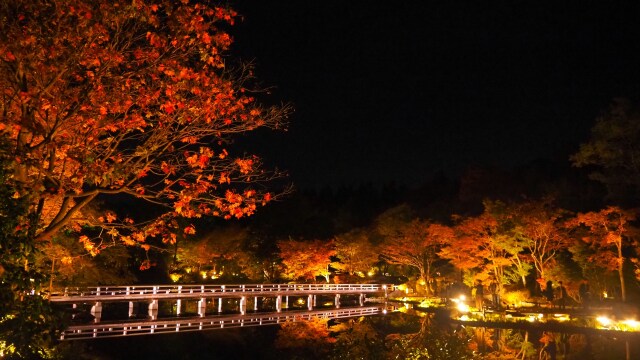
[[50, 283, 390, 303]]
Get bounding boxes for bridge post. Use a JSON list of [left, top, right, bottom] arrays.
[[359, 293, 365, 306], [335, 294, 341, 308], [285, 296, 289, 309], [276, 295, 282, 312], [148, 300, 158, 320], [313, 295, 317, 307], [128, 301, 135, 318], [218, 298, 222, 313], [307, 294, 313, 311], [177, 285, 182, 315], [198, 298, 206, 317], [91, 302, 102, 323], [240, 296, 246, 315], [254, 296, 258, 311]]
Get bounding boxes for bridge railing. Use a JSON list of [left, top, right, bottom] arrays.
[[50, 283, 390, 301]]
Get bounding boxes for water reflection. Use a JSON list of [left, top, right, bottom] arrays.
[[68, 310, 640, 359]]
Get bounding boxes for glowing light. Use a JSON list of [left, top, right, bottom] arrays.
[[603, 291, 608, 298], [368, 271, 375, 277], [459, 314, 470, 321], [457, 302, 470, 313], [169, 273, 182, 282], [200, 271, 207, 279], [597, 316, 612, 327], [553, 314, 570, 322], [459, 295, 466, 301], [622, 319, 640, 330]]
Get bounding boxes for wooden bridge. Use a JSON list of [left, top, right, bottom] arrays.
[[50, 283, 391, 340]]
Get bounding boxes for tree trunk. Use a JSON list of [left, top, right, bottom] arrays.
[[618, 249, 626, 302]]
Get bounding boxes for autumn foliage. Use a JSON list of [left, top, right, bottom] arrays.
[[0, 0, 290, 253]]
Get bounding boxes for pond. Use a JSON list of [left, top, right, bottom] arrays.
[[59, 308, 640, 360]]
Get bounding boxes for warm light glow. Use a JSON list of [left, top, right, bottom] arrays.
[[459, 314, 470, 321], [169, 273, 182, 282], [418, 279, 426, 286], [200, 271, 207, 279], [459, 295, 466, 301], [603, 291, 608, 298], [457, 302, 470, 313], [597, 316, 612, 327], [622, 319, 640, 330], [367, 270, 375, 277], [553, 314, 570, 322]]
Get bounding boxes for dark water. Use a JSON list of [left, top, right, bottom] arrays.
[[60, 312, 640, 360]]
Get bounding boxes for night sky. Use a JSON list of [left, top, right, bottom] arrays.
[[230, 1, 640, 189]]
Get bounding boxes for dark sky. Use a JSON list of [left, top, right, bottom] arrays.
[[229, 1, 640, 189]]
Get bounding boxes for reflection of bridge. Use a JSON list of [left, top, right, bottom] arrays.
[[50, 283, 390, 340], [60, 306, 387, 340]]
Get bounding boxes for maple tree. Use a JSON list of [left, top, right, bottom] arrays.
[[439, 201, 530, 289], [378, 217, 453, 295], [277, 238, 336, 282], [510, 198, 568, 282], [0, 0, 290, 256], [175, 225, 247, 279], [333, 229, 379, 277], [0, 134, 62, 358], [565, 206, 638, 302]]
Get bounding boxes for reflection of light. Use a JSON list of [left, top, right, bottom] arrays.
[[603, 291, 608, 299], [383, 309, 388, 314], [457, 302, 470, 313], [459, 295, 466, 301], [169, 273, 182, 282], [527, 314, 543, 322], [459, 314, 470, 321], [418, 279, 426, 286], [368, 271, 375, 277], [553, 314, 570, 322], [200, 271, 207, 279], [597, 316, 611, 327]]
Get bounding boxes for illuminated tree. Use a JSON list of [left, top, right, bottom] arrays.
[[378, 217, 453, 295], [0, 0, 290, 255], [510, 198, 568, 282], [0, 134, 62, 359], [176, 225, 247, 278], [440, 201, 530, 289], [333, 229, 378, 277], [565, 206, 638, 302], [277, 239, 336, 282]]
